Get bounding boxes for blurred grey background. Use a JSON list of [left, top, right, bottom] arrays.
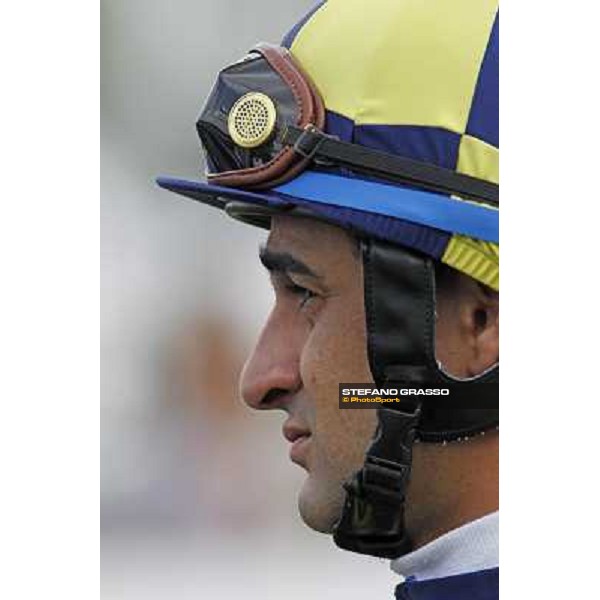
[[101, 1, 397, 597]]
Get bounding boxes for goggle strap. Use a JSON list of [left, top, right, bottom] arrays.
[[283, 125, 499, 207]]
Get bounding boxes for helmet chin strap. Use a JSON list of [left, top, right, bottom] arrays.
[[333, 239, 499, 559]]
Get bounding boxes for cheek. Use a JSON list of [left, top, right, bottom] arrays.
[[299, 303, 377, 477], [302, 297, 372, 384]]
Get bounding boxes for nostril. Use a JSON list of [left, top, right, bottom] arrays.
[[260, 388, 289, 408]]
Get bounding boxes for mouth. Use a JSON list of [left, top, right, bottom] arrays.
[[283, 421, 312, 467]]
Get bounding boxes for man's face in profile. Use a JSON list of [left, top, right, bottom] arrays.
[[240, 214, 500, 537], [240, 215, 378, 533]]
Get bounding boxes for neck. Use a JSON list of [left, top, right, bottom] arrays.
[[405, 430, 499, 549]]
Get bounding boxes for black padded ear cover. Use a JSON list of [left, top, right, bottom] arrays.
[[362, 238, 499, 442]]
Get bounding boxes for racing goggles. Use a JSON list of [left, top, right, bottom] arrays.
[[198, 44, 499, 207]]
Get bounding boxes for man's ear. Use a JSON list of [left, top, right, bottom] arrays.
[[462, 283, 499, 377], [435, 265, 499, 378]]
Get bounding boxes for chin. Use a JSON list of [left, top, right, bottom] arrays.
[[297, 475, 346, 533]]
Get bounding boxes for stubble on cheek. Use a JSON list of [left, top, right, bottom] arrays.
[[298, 404, 377, 532], [293, 234, 377, 533], [297, 340, 377, 533]]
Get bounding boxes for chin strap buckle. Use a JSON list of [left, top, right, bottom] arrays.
[[333, 403, 421, 559]]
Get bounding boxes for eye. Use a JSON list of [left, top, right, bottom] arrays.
[[285, 282, 317, 309]]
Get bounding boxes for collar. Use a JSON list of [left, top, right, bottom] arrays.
[[390, 511, 499, 582]]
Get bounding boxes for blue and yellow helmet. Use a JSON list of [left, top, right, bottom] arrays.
[[158, 0, 499, 290]]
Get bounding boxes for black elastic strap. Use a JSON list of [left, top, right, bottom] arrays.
[[283, 125, 499, 207]]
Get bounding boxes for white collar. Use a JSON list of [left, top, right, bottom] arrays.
[[390, 511, 499, 582]]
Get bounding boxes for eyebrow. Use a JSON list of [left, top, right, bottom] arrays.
[[258, 245, 321, 279]]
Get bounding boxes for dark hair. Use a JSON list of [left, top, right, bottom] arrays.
[[435, 262, 497, 297], [434, 262, 461, 294]]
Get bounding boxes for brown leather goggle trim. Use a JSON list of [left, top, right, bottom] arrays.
[[207, 44, 325, 189]]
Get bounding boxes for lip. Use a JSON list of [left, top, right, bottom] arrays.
[[283, 421, 311, 467], [289, 434, 311, 466]]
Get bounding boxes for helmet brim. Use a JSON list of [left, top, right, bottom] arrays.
[[156, 170, 498, 261]]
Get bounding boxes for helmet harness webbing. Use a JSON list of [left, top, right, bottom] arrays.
[[284, 125, 499, 207]]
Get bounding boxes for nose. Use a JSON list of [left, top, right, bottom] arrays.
[[240, 309, 302, 410]]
